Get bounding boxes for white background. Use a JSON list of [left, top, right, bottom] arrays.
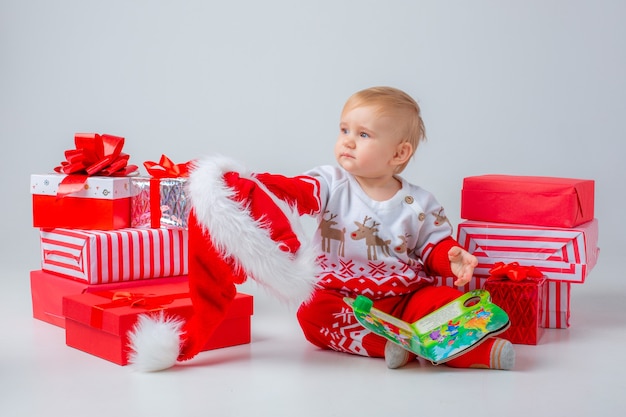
[[1, 2, 625, 416], [1, 0, 623, 277]]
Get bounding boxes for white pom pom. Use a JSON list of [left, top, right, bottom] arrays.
[[127, 312, 185, 372]]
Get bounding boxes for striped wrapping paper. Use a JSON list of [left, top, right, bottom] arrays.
[[40, 228, 188, 284], [433, 276, 488, 293], [434, 276, 571, 329], [457, 219, 599, 283], [543, 280, 570, 328]]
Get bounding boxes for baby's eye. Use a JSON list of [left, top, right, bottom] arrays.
[[360, 132, 370, 138], [341, 128, 349, 134]]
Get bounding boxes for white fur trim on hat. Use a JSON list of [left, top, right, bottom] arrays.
[[127, 312, 184, 372], [188, 155, 319, 305]]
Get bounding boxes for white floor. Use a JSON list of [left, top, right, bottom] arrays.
[[1, 261, 625, 417]]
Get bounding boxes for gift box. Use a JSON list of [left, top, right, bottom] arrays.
[[131, 155, 192, 228], [40, 227, 188, 284], [32, 133, 138, 230], [31, 174, 132, 230], [483, 276, 547, 345], [543, 280, 571, 329], [461, 175, 594, 228], [457, 219, 599, 283], [29, 270, 188, 328], [62, 280, 253, 365], [130, 177, 189, 228]]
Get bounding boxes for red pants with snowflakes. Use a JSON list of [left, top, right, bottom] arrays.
[[297, 284, 499, 368]]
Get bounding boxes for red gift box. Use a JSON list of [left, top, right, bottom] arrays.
[[40, 227, 188, 284], [483, 276, 547, 345], [29, 270, 188, 328], [461, 175, 594, 228], [31, 174, 132, 230], [62, 280, 253, 365], [457, 219, 599, 283]]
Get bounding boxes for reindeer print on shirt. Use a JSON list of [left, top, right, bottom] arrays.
[[433, 208, 452, 228], [319, 211, 346, 257], [394, 233, 418, 268], [351, 216, 391, 261]]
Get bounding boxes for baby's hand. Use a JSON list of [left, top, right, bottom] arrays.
[[448, 246, 478, 286]]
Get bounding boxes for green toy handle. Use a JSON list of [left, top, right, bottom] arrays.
[[353, 295, 373, 313]]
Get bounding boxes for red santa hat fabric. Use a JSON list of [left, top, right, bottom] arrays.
[[128, 155, 321, 371]]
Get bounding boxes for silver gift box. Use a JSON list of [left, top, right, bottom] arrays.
[[130, 177, 189, 228]]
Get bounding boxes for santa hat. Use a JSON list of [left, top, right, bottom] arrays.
[[127, 155, 321, 371]]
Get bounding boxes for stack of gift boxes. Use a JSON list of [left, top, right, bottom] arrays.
[[29, 134, 253, 365], [437, 174, 599, 345]]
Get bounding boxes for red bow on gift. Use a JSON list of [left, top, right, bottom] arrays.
[[488, 262, 544, 282], [109, 291, 175, 308], [143, 154, 192, 178], [54, 133, 138, 197], [90, 290, 188, 329]]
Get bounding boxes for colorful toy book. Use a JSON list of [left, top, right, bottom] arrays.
[[344, 289, 510, 365]]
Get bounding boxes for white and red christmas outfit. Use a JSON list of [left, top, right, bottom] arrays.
[[295, 166, 491, 365]]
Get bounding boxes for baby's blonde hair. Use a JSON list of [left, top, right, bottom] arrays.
[[342, 86, 426, 172]]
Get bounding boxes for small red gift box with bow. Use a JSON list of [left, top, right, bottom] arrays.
[[31, 133, 138, 230], [62, 280, 253, 365], [483, 262, 547, 345]]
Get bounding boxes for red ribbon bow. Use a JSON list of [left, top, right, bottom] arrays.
[[143, 154, 192, 178], [488, 262, 544, 282], [89, 290, 188, 329], [54, 133, 138, 197]]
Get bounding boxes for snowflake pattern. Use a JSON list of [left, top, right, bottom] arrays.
[[321, 309, 371, 356], [317, 254, 329, 270], [367, 261, 387, 276], [338, 259, 355, 277]]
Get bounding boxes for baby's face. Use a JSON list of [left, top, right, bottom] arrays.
[[335, 105, 404, 179]]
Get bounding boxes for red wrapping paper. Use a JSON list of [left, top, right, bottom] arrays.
[[461, 175, 594, 228], [62, 280, 253, 365], [29, 270, 188, 328]]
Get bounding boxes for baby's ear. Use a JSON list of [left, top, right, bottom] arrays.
[[393, 142, 413, 164]]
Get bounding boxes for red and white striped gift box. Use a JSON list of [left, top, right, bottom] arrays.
[[457, 219, 599, 283], [543, 280, 571, 329], [40, 228, 188, 284]]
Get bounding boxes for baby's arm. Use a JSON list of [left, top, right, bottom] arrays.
[[423, 237, 478, 286], [447, 246, 478, 286]]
